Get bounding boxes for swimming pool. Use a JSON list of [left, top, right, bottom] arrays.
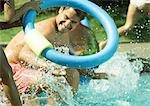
[[0, 51, 149, 106], [75, 53, 150, 106], [37, 52, 150, 106], [49, 52, 149, 106]]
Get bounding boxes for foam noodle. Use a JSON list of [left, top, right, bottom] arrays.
[[23, 0, 119, 68], [25, 29, 53, 56]]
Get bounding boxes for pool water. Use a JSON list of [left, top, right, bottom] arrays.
[[74, 52, 150, 106], [75, 73, 150, 106], [0, 52, 149, 106]]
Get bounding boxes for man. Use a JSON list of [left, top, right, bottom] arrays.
[[4, 6, 109, 105], [5, 6, 98, 92]]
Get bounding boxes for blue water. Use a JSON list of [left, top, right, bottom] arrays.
[[0, 52, 149, 106], [74, 53, 150, 106], [75, 73, 150, 106], [37, 52, 150, 106]]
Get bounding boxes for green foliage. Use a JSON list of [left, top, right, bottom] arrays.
[[127, 16, 150, 42], [89, 17, 106, 41], [0, 27, 21, 43]]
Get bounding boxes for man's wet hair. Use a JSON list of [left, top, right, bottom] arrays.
[[59, 7, 86, 20]]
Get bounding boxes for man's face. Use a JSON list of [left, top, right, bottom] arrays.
[[56, 7, 81, 33]]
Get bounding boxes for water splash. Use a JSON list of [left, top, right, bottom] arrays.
[[20, 46, 79, 106], [76, 52, 147, 106], [0, 47, 149, 106], [89, 52, 140, 96], [0, 86, 10, 105]]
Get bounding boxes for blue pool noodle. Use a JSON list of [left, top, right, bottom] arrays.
[[23, 0, 119, 69]]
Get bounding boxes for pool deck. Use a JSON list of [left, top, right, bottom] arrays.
[[118, 42, 150, 58]]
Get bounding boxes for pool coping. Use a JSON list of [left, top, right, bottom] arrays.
[[118, 42, 150, 58]]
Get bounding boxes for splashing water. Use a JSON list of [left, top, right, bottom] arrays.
[[20, 47, 79, 106], [75, 52, 149, 106], [0, 47, 149, 106], [0, 46, 79, 106], [0, 86, 10, 105]]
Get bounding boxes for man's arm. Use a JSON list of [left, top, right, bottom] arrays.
[[19, 45, 49, 69], [4, 0, 15, 22]]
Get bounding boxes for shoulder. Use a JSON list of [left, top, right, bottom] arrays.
[[35, 17, 57, 37], [5, 31, 25, 52], [35, 17, 56, 27]]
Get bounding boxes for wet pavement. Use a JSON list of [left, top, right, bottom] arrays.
[[118, 42, 150, 58]]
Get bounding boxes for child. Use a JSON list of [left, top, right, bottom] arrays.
[[99, 0, 150, 49], [118, 0, 150, 35]]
